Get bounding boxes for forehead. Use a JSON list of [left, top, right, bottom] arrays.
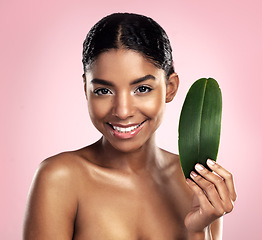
[[87, 49, 165, 81]]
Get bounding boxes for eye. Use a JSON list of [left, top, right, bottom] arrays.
[[93, 88, 113, 96], [135, 86, 152, 94]]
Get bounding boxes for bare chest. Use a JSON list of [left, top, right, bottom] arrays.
[[73, 173, 189, 240]]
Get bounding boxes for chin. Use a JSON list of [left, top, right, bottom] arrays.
[[103, 136, 150, 154], [112, 141, 143, 153]]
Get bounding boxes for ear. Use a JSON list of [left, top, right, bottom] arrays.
[[166, 73, 179, 103], [82, 73, 88, 100]]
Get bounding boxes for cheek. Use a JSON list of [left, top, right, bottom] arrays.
[[140, 89, 166, 119], [88, 98, 112, 121]]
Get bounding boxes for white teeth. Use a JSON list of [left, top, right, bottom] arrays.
[[112, 124, 140, 133]]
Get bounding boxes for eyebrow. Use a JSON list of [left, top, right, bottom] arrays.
[[90, 74, 156, 86], [90, 78, 114, 86], [131, 74, 156, 85]]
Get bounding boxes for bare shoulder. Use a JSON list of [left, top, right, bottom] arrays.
[[158, 148, 193, 214], [23, 148, 94, 240], [159, 148, 182, 174], [158, 148, 190, 191], [38, 151, 84, 176], [31, 140, 114, 195], [35, 144, 97, 179]]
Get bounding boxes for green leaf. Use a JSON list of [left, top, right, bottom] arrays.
[[178, 78, 222, 178]]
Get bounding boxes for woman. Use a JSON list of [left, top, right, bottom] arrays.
[[23, 13, 236, 239]]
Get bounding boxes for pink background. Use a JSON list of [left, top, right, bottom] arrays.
[[1, 0, 261, 239]]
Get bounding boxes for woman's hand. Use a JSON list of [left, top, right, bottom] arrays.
[[185, 159, 237, 236]]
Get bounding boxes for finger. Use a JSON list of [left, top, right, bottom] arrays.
[[206, 160, 237, 201], [186, 178, 213, 213], [194, 163, 231, 203], [193, 164, 234, 214], [190, 171, 225, 213]]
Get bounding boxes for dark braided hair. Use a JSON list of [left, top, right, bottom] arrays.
[[82, 13, 175, 80]]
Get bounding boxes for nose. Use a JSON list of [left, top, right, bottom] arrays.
[[112, 91, 135, 119]]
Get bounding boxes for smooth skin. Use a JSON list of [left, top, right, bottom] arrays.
[[23, 49, 236, 240]]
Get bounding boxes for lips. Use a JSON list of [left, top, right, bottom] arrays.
[[111, 123, 140, 133], [107, 120, 146, 139]]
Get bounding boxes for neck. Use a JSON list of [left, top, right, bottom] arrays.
[[95, 136, 161, 173]]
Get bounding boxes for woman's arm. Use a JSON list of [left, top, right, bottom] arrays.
[[210, 217, 223, 239], [185, 160, 237, 240], [187, 218, 222, 240], [23, 156, 78, 240]]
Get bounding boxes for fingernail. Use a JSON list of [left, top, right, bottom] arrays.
[[190, 171, 198, 178], [186, 178, 191, 184], [195, 164, 204, 171], [207, 159, 215, 166]]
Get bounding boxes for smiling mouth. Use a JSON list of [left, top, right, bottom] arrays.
[[107, 121, 146, 133]]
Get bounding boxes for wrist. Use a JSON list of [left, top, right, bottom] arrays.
[[188, 231, 205, 240], [187, 226, 212, 240]]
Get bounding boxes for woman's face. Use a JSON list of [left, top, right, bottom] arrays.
[[84, 49, 177, 152]]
